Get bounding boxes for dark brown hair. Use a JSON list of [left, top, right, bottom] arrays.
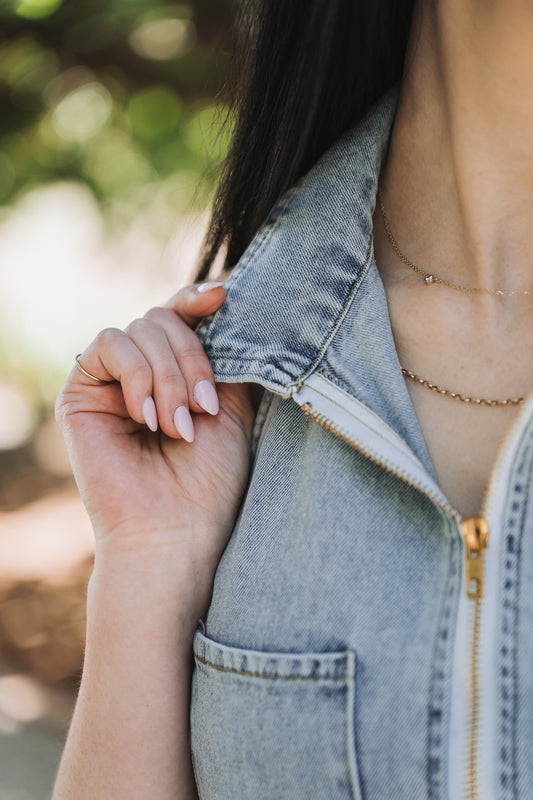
[[196, 0, 415, 280]]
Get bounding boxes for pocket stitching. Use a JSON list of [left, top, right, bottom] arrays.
[[192, 643, 363, 798], [194, 650, 352, 681], [345, 659, 362, 800]]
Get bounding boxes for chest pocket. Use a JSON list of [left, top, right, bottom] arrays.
[[190, 624, 362, 800]]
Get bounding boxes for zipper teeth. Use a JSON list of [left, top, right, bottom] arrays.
[[300, 398, 480, 800], [464, 589, 483, 800], [300, 402, 458, 519], [480, 391, 533, 520], [300, 388, 533, 800], [469, 398, 533, 798]]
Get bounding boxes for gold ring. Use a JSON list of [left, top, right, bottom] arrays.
[[75, 354, 110, 384]]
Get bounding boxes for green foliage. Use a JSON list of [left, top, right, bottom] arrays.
[[127, 86, 183, 141], [13, 0, 65, 20], [0, 0, 235, 220]]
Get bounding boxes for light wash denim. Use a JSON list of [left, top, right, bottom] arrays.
[[190, 87, 533, 800]]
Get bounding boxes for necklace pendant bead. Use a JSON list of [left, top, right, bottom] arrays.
[[378, 185, 533, 296]]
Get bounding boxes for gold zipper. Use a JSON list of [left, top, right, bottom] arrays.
[[459, 517, 489, 800], [459, 479, 495, 800], [300, 391, 533, 800], [458, 395, 533, 800], [299, 402, 458, 518], [298, 400, 492, 800]]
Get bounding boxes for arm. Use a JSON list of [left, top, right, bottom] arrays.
[[53, 555, 201, 800], [52, 283, 255, 799]]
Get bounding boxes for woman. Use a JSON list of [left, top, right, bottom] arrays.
[[53, 1, 533, 798]]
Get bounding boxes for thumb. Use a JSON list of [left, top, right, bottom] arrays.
[[163, 281, 226, 328]]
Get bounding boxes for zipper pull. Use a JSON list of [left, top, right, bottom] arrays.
[[460, 517, 489, 599]]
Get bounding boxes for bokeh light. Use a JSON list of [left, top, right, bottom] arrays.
[[14, 0, 64, 20], [129, 17, 195, 61], [52, 81, 113, 142], [0, 2, 234, 794], [127, 85, 183, 140], [0, 675, 49, 724], [0, 385, 35, 450]]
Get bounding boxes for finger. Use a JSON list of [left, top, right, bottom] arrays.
[[143, 306, 219, 417], [163, 281, 226, 328], [124, 318, 194, 441], [77, 329, 155, 428]]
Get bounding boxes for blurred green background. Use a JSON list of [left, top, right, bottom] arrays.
[[0, 2, 234, 796], [0, 0, 233, 214]]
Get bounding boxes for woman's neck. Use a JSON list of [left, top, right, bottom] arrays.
[[380, 0, 533, 294]]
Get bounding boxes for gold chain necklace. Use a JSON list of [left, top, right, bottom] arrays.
[[377, 185, 526, 405], [401, 367, 524, 407], [377, 185, 533, 296]]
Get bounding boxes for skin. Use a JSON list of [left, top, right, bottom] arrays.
[[373, 0, 533, 517], [53, 0, 533, 795], [53, 285, 252, 799]]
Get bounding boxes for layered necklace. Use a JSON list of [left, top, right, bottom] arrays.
[[377, 185, 527, 406]]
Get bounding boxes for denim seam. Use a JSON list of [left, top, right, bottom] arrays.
[[509, 434, 533, 798], [427, 512, 460, 800], [294, 371, 417, 451], [511, 488, 525, 800], [193, 652, 350, 681], [345, 653, 361, 800], [206, 355, 293, 371], [199, 236, 374, 398], [195, 187, 300, 349], [250, 389, 277, 464], [287, 237, 375, 394], [497, 424, 533, 799], [314, 367, 372, 412]]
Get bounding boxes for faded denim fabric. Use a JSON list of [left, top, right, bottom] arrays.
[[188, 87, 533, 800]]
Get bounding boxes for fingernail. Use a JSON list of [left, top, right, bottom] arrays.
[[196, 281, 225, 294], [142, 397, 158, 432], [194, 379, 219, 415], [174, 405, 194, 442]]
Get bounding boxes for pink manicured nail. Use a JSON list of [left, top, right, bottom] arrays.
[[196, 281, 225, 294], [174, 405, 194, 442], [194, 380, 219, 415], [142, 397, 158, 432]]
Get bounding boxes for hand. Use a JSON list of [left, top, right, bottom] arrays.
[[55, 281, 255, 616]]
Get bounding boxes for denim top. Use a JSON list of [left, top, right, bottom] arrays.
[[190, 87, 533, 800], [194, 85, 438, 479]]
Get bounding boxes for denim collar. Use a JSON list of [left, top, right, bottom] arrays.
[[195, 86, 437, 478]]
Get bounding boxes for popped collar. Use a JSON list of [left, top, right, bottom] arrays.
[[194, 84, 437, 479]]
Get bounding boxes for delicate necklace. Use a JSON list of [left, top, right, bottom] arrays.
[[377, 185, 533, 296], [376, 184, 527, 405], [401, 367, 525, 407]]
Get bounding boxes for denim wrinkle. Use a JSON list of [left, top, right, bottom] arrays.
[[188, 85, 533, 800]]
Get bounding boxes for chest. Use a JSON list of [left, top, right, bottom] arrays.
[[403, 382, 521, 518], [386, 296, 532, 519], [193, 381, 533, 800], [372, 246, 533, 518], [380, 283, 533, 517]]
